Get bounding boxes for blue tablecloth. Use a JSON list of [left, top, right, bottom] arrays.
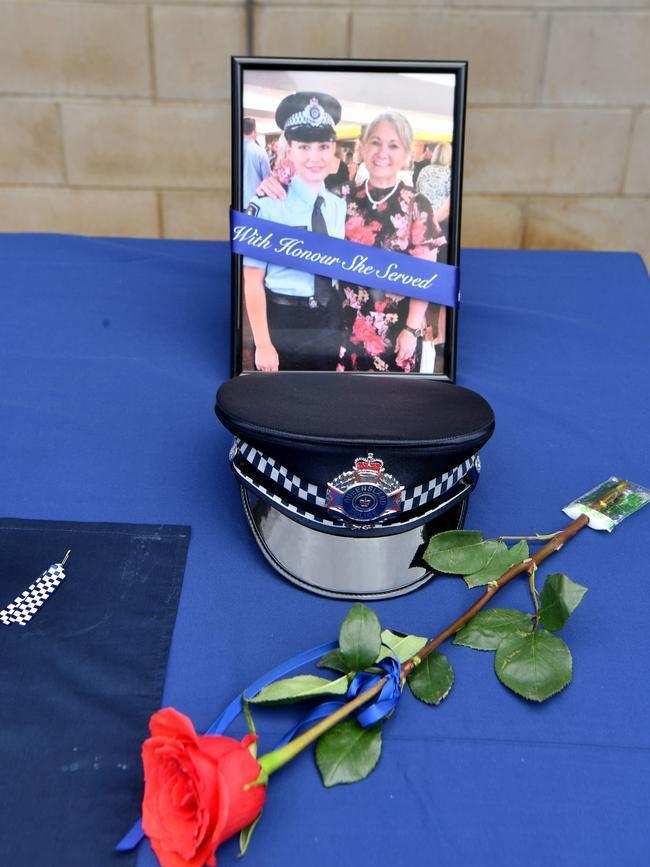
[[1, 234, 648, 867]]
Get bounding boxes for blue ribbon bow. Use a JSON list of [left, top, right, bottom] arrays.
[[349, 656, 403, 727], [271, 656, 402, 749]]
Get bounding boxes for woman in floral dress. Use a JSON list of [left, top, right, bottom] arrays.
[[338, 112, 445, 373]]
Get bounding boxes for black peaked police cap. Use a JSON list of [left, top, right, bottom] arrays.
[[215, 373, 495, 600], [276, 92, 341, 143]]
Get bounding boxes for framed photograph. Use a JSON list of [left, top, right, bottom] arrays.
[[231, 57, 466, 381]]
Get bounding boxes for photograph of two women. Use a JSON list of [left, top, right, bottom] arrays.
[[234, 62, 464, 379]]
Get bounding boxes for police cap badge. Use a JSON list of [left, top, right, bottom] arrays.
[[215, 372, 495, 599], [275, 92, 342, 143]]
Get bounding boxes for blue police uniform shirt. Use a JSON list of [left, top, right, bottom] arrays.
[[244, 174, 346, 298]]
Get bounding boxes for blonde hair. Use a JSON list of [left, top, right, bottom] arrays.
[[362, 111, 413, 155], [431, 142, 452, 167], [276, 134, 288, 163]]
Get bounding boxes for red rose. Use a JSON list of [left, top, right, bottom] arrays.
[[141, 708, 266, 867]]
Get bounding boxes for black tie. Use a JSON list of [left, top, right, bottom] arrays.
[[311, 195, 334, 306]]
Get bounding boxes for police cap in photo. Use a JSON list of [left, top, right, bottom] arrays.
[[275, 92, 342, 143], [216, 372, 495, 600]]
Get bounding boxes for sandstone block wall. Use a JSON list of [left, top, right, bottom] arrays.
[[0, 0, 647, 262]]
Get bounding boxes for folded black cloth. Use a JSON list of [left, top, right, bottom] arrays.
[[0, 518, 190, 866]]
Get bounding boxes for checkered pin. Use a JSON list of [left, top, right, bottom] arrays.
[[0, 551, 70, 627]]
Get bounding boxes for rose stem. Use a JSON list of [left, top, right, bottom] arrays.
[[400, 512, 588, 675], [258, 677, 386, 777], [259, 483, 626, 777], [405, 479, 626, 674]]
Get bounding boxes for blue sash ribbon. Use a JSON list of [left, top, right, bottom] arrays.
[[116, 643, 402, 852], [231, 209, 459, 308]]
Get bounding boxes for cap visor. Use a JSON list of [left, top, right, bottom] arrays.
[[240, 487, 468, 600]]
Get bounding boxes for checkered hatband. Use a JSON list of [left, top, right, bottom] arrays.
[[228, 438, 478, 532], [285, 98, 335, 130]]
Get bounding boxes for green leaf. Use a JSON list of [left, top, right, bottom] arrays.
[[453, 608, 532, 650], [339, 604, 382, 672], [377, 643, 398, 660], [380, 629, 428, 663], [242, 700, 257, 756], [319, 636, 423, 673], [539, 573, 588, 632], [495, 630, 572, 702], [316, 649, 350, 673], [423, 531, 498, 575], [250, 674, 348, 706], [238, 813, 262, 859], [463, 540, 530, 588], [315, 720, 382, 787], [407, 653, 454, 705]]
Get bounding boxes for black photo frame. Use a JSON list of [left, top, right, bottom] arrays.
[[231, 56, 467, 381]]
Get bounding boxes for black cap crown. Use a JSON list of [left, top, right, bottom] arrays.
[[275, 91, 341, 143]]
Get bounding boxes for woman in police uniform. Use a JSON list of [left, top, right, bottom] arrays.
[[243, 92, 346, 372]]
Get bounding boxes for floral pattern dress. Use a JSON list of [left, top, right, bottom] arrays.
[[338, 181, 446, 373]]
